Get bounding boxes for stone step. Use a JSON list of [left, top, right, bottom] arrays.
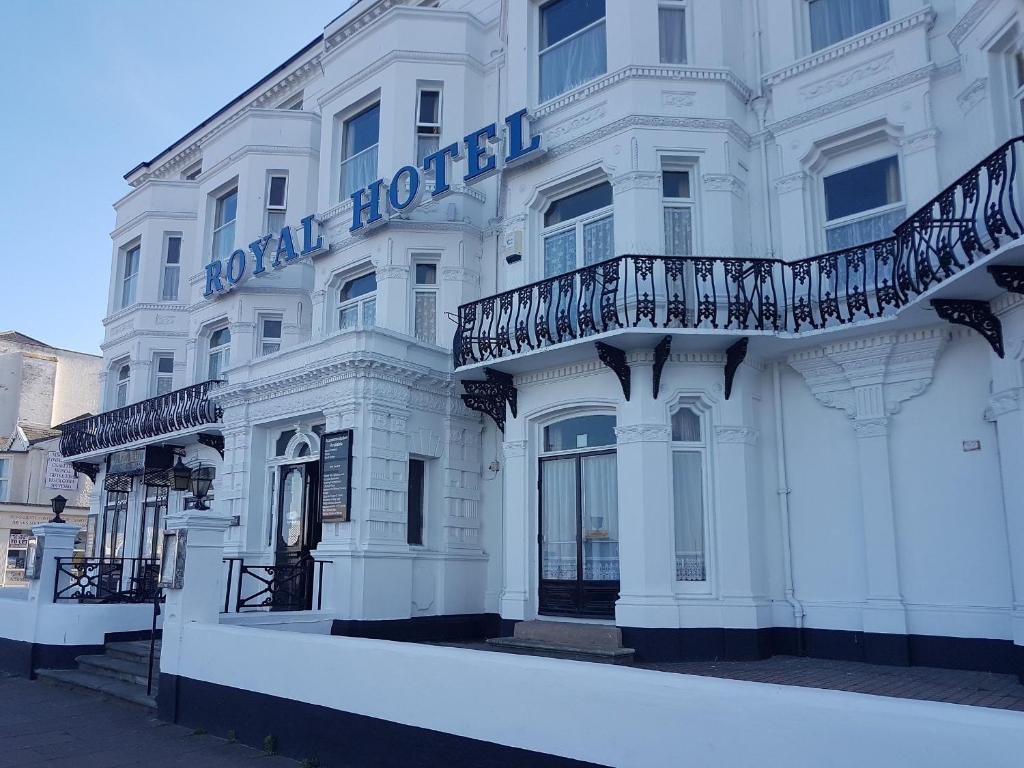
[[105, 640, 160, 664], [35, 668, 156, 709], [512, 620, 625, 651], [76, 654, 155, 688], [486, 637, 635, 664]]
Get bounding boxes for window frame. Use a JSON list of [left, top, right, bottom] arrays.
[[411, 254, 440, 345], [537, 0, 608, 103], [266, 174, 289, 235], [277, 91, 304, 111], [152, 354, 175, 397], [669, 402, 711, 589], [415, 86, 443, 166], [337, 270, 378, 332], [820, 153, 905, 252], [182, 161, 202, 181], [258, 314, 284, 357], [658, 0, 688, 65], [407, 457, 426, 547], [805, 0, 890, 53], [211, 186, 238, 263], [540, 181, 615, 278], [120, 243, 140, 310], [661, 166, 697, 256], [0, 458, 9, 502], [207, 325, 231, 382], [160, 232, 182, 302], [339, 102, 381, 201], [113, 360, 131, 409]]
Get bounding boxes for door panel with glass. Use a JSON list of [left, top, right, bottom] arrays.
[[274, 462, 321, 610]]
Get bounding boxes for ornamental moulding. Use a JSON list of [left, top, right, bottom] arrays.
[[714, 426, 759, 445], [948, 0, 998, 50], [985, 388, 1023, 421], [614, 424, 671, 444], [798, 53, 895, 101]]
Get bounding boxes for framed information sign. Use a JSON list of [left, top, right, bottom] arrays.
[[320, 430, 353, 523]]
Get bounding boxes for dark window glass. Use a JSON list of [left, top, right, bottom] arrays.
[[157, 356, 174, 374], [262, 319, 282, 339], [166, 236, 181, 264], [543, 415, 616, 452], [341, 272, 377, 301], [823, 156, 900, 221], [269, 176, 287, 207], [541, 0, 605, 49], [345, 104, 381, 157], [544, 182, 613, 227], [662, 171, 691, 199], [418, 90, 440, 124], [415, 263, 437, 285], [216, 189, 238, 226], [210, 327, 231, 347], [275, 429, 297, 456], [407, 458, 425, 546]]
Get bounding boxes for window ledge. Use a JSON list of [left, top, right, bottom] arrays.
[[763, 7, 935, 88]]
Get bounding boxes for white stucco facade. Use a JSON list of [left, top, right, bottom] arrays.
[[54, 0, 1024, 675]]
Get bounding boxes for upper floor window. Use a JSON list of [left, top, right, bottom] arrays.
[[0, 459, 9, 502], [543, 181, 614, 276], [823, 155, 904, 251], [671, 405, 706, 582], [278, 91, 303, 110], [1012, 50, 1024, 134], [153, 354, 174, 396], [339, 272, 377, 330], [266, 175, 288, 234], [539, 0, 607, 102], [120, 245, 140, 309], [659, 1, 687, 64], [808, 0, 888, 52], [114, 361, 131, 408], [662, 170, 694, 255], [212, 188, 238, 263], [416, 88, 442, 165], [182, 161, 202, 181], [161, 234, 182, 302], [208, 327, 231, 381], [259, 315, 283, 356], [413, 258, 438, 344], [340, 103, 380, 199]]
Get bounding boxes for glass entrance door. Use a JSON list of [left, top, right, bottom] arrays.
[[539, 445, 619, 619], [274, 461, 321, 610]]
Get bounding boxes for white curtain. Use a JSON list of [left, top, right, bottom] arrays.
[[659, 7, 687, 64], [161, 265, 179, 301], [340, 144, 379, 198], [825, 207, 904, 251], [664, 207, 693, 256], [414, 292, 436, 344], [542, 458, 578, 580], [809, 0, 888, 51], [544, 229, 576, 277], [540, 22, 607, 102], [672, 451, 706, 581], [582, 453, 618, 581], [583, 215, 614, 265]]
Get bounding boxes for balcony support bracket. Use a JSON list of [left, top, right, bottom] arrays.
[[462, 368, 517, 432], [197, 433, 226, 459], [931, 299, 1004, 358], [724, 338, 749, 400], [596, 342, 631, 401], [988, 265, 1024, 294], [653, 336, 672, 400], [71, 462, 100, 484]]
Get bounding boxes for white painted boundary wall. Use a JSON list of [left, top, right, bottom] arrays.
[[0, 596, 154, 646], [172, 624, 1024, 768]]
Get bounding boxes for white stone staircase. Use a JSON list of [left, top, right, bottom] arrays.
[[487, 620, 634, 663], [36, 639, 160, 709]]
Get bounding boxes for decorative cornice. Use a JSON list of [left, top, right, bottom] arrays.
[[714, 425, 759, 445], [103, 302, 189, 326], [614, 424, 671, 444], [899, 128, 940, 155], [196, 141, 319, 187], [502, 440, 528, 458], [774, 172, 808, 194], [957, 78, 987, 114], [110, 210, 196, 242], [702, 173, 746, 197], [949, 0, 998, 50], [798, 53, 894, 101], [611, 171, 662, 192], [763, 8, 935, 87]]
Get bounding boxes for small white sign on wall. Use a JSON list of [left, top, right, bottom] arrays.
[[45, 451, 79, 491], [962, 440, 982, 452]]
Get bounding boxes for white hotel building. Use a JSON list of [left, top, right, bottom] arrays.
[[20, 0, 1024, 755]]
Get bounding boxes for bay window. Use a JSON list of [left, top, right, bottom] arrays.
[[823, 155, 904, 251], [671, 405, 707, 582], [340, 103, 380, 199], [153, 354, 174, 396], [338, 272, 377, 330], [207, 326, 231, 381], [161, 234, 181, 301], [663, 170, 694, 255], [266, 175, 288, 234], [416, 88, 442, 166], [212, 188, 237, 262], [542, 181, 614, 277], [120, 244, 139, 309], [539, 0, 607, 102], [259, 315, 283, 356], [114, 361, 130, 409], [413, 259, 438, 344], [808, 0, 888, 52]]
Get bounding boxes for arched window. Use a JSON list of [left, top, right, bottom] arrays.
[[339, 271, 377, 330], [671, 404, 707, 582], [114, 361, 130, 408], [208, 326, 231, 381], [542, 181, 614, 277]]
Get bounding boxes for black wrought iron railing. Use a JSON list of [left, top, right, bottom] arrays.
[[455, 136, 1024, 367], [222, 556, 330, 613], [53, 557, 161, 604], [58, 380, 223, 457]]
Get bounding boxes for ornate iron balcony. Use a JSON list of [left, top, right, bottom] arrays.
[[59, 380, 223, 458], [455, 136, 1024, 368]]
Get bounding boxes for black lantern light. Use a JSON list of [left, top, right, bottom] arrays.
[[49, 494, 67, 524], [172, 454, 191, 492], [189, 465, 213, 510]]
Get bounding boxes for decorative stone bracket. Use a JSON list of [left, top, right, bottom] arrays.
[[724, 338, 749, 400], [71, 462, 100, 483], [931, 299, 1004, 359], [596, 342, 631, 400], [462, 368, 517, 432]]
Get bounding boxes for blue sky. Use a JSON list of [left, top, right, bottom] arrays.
[[0, 0, 349, 355]]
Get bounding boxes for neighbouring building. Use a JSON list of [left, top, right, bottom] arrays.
[[0, 332, 99, 585], [50, 0, 1024, 682]]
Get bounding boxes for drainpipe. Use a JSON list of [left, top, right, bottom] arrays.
[[751, 0, 775, 259], [773, 361, 804, 651]]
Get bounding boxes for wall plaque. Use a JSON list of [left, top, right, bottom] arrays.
[[320, 430, 353, 523]]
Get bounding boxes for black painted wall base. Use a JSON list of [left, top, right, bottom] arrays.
[[0, 636, 104, 678], [158, 673, 606, 768], [331, 613, 503, 643]]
